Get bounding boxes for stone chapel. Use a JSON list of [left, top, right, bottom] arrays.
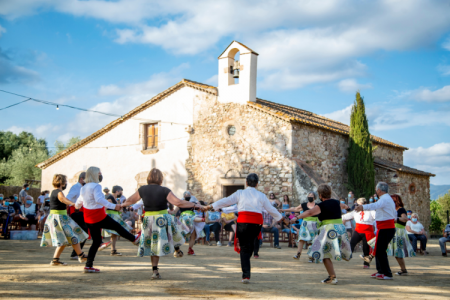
[[38, 41, 435, 229]]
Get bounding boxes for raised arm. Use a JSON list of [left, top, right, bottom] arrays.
[[93, 185, 116, 210], [297, 205, 321, 220], [282, 203, 302, 212], [342, 211, 355, 222], [211, 192, 239, 211]]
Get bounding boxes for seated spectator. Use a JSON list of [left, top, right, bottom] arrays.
[[39, 198, 50, 232], [204, 209, 222, 246], [407, 210, 412, 220], [262, 209, 281, 249], [1, 198, 16, 238], [406, 213, 428, 255], [281, 211, 295, 247], [19, 196, 39, 230], [122, 207, 138, 229], [221, 210, 237, 247], [8, 195, 22, 222], [439, 224, 450, 257]]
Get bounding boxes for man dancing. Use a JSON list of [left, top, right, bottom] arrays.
[[202, 173, 281, 284], [355, 182, 396, 280]]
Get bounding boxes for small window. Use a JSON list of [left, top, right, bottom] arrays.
[[227, 125, 236, 136], [409, 183, 416, 194], [146, 123, 158, 149]]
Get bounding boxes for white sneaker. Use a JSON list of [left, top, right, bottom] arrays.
[[321, 276, 338, 284], [217, 241, 222, 246], [242, 278, 250, 284]]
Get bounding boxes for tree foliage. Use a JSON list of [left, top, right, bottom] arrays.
[[430, 200, 444, 232], [347, 92, 375, 199], [434, 192, 450, 230], [53, 136, 81, 155]]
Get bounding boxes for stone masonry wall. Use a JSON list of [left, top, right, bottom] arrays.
[[374, 167, 431, 231], [186, 94, 294, 204]]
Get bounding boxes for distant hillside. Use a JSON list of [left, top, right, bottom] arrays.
[[431, 184, 450, 200]]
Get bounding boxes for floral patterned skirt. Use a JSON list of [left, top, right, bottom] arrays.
[[137, 214, 187, 257], [179, 214, 205, 241], [297, 220, 319, 243], [40, 214, 89, 247], [307, 223, 352, 263], [368, 227, 416, 258], [102, 212, 133, 237]]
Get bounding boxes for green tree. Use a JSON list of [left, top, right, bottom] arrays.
[[347, 92, 375, 199], [0, 141, 49, 186], [430, 200, 444, 232], [53, 136, 81, 155], [436, 191, 450, 226]]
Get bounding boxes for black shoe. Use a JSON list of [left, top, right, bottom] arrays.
[[321, 276, 338, 284], [395, 270, 408, 276], [442, 253, 448, 257]]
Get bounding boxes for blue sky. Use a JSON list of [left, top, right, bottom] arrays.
[[1, 0, 450, 184]]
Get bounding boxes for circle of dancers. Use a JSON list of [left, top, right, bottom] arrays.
[[40, 166, 417, 284]]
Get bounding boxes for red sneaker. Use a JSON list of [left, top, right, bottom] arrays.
[[98, 241, 112, 251], [363, 265, 370, 269], [133, 232, 142, 245], [254, 255, 259, 259], [376, 274, 393, 280], [370, 272, 380, 278], [84, 267, 100, 273], [187, 248, 195, 256]]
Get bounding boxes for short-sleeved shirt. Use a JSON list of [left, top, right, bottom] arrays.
[[19, 190, 28, 201], [397, 208, 407, 226], [12, 202, 22, 214], [317, 199, 342, 221], [38, 195, 46, 204], [106, 195, 117, 212], [138, 184, 171, 212], [222, 212, 236, 222], [208, 211, 221, 222], [406, 220, 424, 235]]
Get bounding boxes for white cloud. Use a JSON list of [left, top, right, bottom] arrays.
[[404, 143, 450, 184], [338, 79, 372, 93], [437, 64, 450, 76], [0, 25, 6, 37], [443, 36, 450, 51], [3, 1, 450, 89], [410, 85, 450, 102], [0, 48, 40, 84], [322, 105, 450, 131]]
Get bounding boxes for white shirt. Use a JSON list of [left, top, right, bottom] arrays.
[[362, 193, 396, 222], [38, 195, 46, 204], [132, 199, 144, 211], [66, 182, 82, 203], [342, 210, 376, 225], [406, 221, 424, 235], [222, 204, 238, 214], [212, 187, 282, 221], [75, 183, 116, 210]]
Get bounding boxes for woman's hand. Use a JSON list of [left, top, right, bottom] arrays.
[[114, 204, 122, 211]]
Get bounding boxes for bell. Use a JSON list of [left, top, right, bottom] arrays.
[[233, 68, 239, 79]]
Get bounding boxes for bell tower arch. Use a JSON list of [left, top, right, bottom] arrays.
[[218, 41, 258, 105]]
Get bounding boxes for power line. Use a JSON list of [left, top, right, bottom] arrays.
[[0, 98, 31, 110]]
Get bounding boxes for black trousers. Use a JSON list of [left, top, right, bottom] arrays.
[[375, 228, 396, 277], [350, 231, 370, 266], [70, 211, 89, 257], [86, 215, 135, 268], [236, 223, 262, 279], [253, 237, 260, 256]]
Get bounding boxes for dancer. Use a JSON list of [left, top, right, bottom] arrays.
[[75, 167, 140, 273], [172, 191, 205, 255], [282, 191, 319, 262], [342, 198, 376, 269], [40, 174, 89, 266], [367, 194, 415, 275], [102, 186, 134, 256], [355, 182, 396, 280], [290, 184, 351, 284], [202, 173, 282, 284], [121, 168, 201, 279]]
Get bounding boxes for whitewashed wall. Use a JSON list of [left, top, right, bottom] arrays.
[[41, 87, 203, 199]]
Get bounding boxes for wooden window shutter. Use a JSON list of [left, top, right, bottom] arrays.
[[154, 124, 158, 147], [146, 123, 158, 149]]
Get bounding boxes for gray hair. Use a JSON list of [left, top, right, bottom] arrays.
[[376, 182, 389, 193], [308, 191, 317, 199], [183, 191, 191, 198], [79, 172, 86, 181]]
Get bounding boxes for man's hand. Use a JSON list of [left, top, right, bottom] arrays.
[[115, 204, 122, 211], [355, 205, 364, 212]]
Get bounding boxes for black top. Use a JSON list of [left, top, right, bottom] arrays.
[[138, 184, 172, 212], [397, 207, 407, 226], [301, 202, 319, 217], [317, 199, 342, 221], [106, 195, 117, 212], [50, 189, 67, 210]]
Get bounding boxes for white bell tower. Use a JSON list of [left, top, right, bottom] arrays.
[[218, 41, 258, 104]]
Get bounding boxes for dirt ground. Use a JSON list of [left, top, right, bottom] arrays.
[[0, 238, 449, 300]]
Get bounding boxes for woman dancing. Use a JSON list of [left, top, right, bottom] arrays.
[[367, 194, 415, 275], [177, 191, 206, 255], [282, 191, 319, 262], [40, 174, 89, 266], [288, 184, 351, 284], [121, 168, 201, 279], [75, 167, 140, 273], [342, 198, 376, 269], [102, 185, 134, 256]]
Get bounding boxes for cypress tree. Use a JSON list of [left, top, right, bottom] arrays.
[[347, 92, 375, 199]]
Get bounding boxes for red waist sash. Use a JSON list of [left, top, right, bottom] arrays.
[[67, 206, 83, 216], [373, 219, 395, 255], [234, 212, 263, 254], [355, 223, 375, 243], [83, 207, 107, 224]]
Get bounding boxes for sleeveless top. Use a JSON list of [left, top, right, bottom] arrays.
[[397, 207, 407, 226], [106, 195, 117, 212], [138, 184, 171, 212], [301, 202, 319, 218], [317, 199, 342, 221], [50, 189, 67, 210]]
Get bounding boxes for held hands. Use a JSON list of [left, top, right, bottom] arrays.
[[115, 204, 122, 211]]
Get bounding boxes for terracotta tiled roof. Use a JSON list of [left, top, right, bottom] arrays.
[[36, 79, 217, 169], [374, 157, 435, 177], [248, 98, 408, 150]]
